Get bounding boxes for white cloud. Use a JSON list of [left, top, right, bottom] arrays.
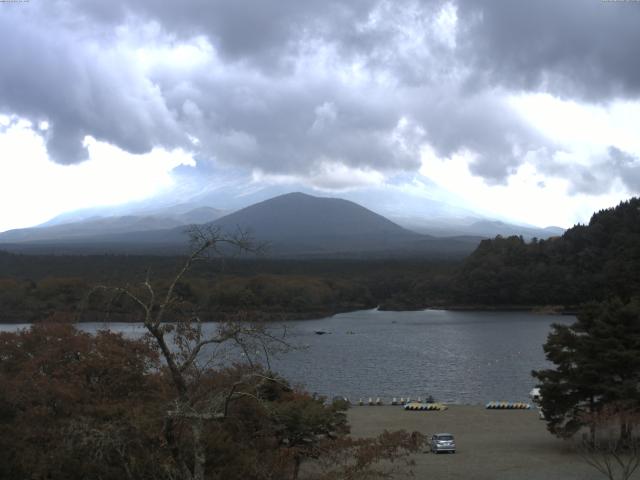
[[509, 93, 640, 154], [0, 121, 194, 232], [310, 102, 338, 134], [252, 160, 385, 191], [433, 2, 458, 49], [419, 145, 627, 228]]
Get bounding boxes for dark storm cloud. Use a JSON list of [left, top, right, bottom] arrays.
[[171, 73, 424, 175], [73, 0, 640, 100], [17, 0, 449, 175], [67, 0, 379, 69], [119, 0, 535, 181], [456, 0, 640, 101], [1, 0, 637, 190], [0, 8, 184, 164]]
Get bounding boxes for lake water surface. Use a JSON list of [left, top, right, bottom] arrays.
[[267, 309, 573, 404], [2, 309, 573, 405]]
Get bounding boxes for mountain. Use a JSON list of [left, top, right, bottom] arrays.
[[172, 207, 225, 225], [211, 192, 418, 252], [0, 207, 224, 244], [397, 218, 564, 239], [457, 220, 563, 239], [0, 192, 481, 257], [205, 192, 480, 256], [0, 216, 181, 243]]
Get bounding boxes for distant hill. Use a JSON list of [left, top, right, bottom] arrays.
[[454, 197, 640, 306], [0, 207, 224, 244], [0, 192, 481, 258], [174, 207, 225, 225], [398, 217, 563, 239], [463, 220, 564, 239]]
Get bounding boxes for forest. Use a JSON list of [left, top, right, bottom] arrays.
[[454, 197, 640, 307], [0, 254, 455, 323]]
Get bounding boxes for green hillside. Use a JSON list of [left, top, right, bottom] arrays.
[[454, 198, 640, 306]]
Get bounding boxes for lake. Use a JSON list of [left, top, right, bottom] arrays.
[[1, 309, 573, 405], [267, 309, 573, 404]]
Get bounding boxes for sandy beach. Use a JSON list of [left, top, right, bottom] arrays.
[[347, 405, 623, 480]]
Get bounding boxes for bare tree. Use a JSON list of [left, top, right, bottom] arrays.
[[578, 404, 640, 480], [92, 225, 288, 480]]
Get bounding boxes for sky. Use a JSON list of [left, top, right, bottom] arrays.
[[1, 0, 640, 232]]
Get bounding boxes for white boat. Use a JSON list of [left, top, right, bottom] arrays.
[[529, 387, 541, 403]]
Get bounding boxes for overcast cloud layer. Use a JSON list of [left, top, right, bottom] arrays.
[[1, 0, 639, 229]]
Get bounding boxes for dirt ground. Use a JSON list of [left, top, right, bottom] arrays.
[[347, 405, 634, 480]]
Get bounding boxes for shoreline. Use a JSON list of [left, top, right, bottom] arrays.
[[380, 304, 577, 315], [0, 304, 578, 325]]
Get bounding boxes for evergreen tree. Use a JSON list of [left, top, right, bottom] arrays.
[[533, 298, 640, 439], [456, 197, 640, 307]]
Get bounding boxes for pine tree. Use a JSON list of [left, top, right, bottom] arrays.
[[532, 298, 640, 440]]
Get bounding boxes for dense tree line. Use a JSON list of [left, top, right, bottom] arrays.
[[0, 255, 457, 323], [454, 198, 640, 307]]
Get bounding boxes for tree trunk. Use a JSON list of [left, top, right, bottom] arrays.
[[147, 324, 188, 395], [620, 420, 631, 447], [292, 456, 301, 480], [164, 416, 193, 480], [192, 418, 207, 480], [590, 396, 597, 447]]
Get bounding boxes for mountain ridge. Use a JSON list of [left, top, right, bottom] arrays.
[[0, 192, 480, 257], [0, 207, 224, 243]]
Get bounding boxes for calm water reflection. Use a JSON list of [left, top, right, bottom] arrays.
[[2, 309, 573, 405]]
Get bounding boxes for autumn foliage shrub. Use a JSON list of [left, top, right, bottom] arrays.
[[0, 324, 421, 480]]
